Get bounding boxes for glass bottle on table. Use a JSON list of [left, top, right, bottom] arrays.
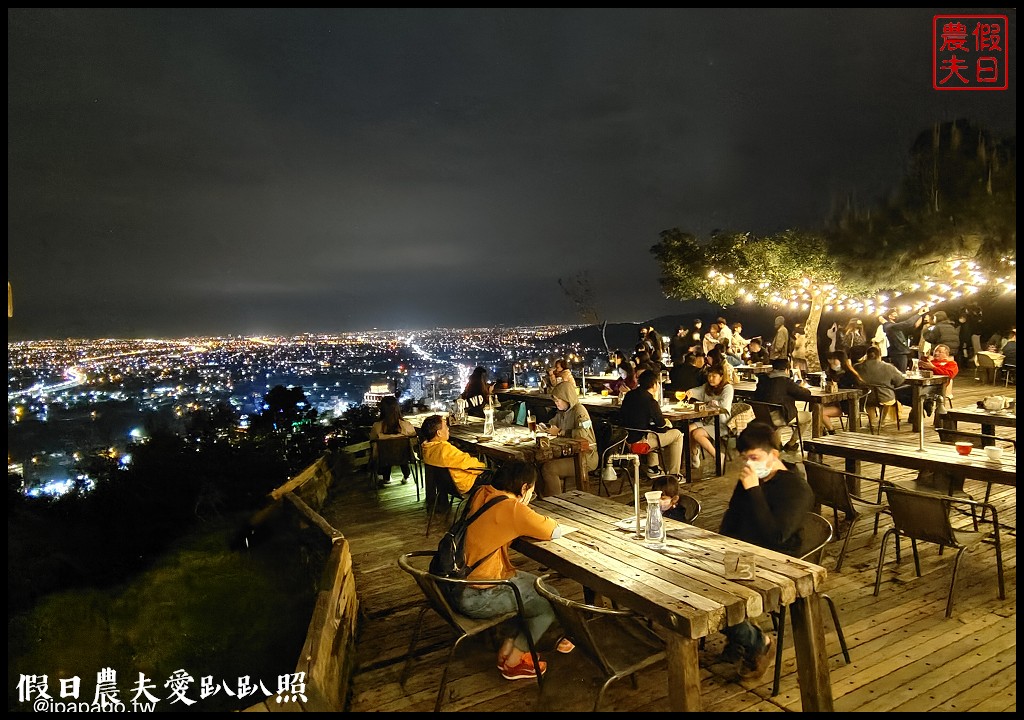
[[644, 490, 665, 549]]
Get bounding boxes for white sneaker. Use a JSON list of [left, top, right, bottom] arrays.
[[691, 451, 702, 468]]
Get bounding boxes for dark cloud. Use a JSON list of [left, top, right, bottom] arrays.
[[8, 8, 1016, 339]]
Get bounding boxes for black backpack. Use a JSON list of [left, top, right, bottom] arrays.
[[429, 488, 508, 580]]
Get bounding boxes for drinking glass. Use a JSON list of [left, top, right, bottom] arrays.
[[527, 413, 537, 434]]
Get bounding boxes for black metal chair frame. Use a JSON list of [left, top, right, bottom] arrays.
[[534, 572, 666, 711], [423, 464, 462, 537], [771, 512, 850, 697], [747, 400, 804, 457], [873, 486, 1005, 618], [369, 435, 422, 500], [397, 551, 544, 711], [803, 460, 890, 571]]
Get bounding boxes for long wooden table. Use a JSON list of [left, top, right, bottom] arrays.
[[732, 381, 865, 438], [944, 405, 1017, 442], [497, 389, 724, 481], [895, 374, 950, 432], [446, 420, 591, 492], [514, 492, 834, 712], [802, 433, 1017, 493]]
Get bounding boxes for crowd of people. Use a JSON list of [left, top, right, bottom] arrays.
[[395, 305, 1013, 685]]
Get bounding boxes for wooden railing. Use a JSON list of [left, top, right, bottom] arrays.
[[243, 452, 360, 712]]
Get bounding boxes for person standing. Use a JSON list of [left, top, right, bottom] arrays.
[[768, 316, 789, 361], [842, 318, 869, 363], [538, 381, 597, 497], [717, 422, 814, 679], [618, 370, 685, 477], [879, 308, 927, 372], [923, 311, 961, 360]]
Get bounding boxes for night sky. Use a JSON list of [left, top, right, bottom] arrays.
[[7, 8, 1017, 340]]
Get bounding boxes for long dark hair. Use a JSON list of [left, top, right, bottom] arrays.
[[378, 395, 404, 435], [462, 366, 491, 400], [828, 350, 863, 384]]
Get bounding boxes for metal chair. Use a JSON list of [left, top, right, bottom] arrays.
[[771, 512, 849, 697], [423, 464, 461, 537], [534, 573, 666, 711], [748, 400, 804, 457], [672, 493, 701, 524], [873, 486, 1005, 618], [975, 352, 998, 384], [397, 551, 544, 711], [803, 461, 889, 571], [369, 436, 421, 500]]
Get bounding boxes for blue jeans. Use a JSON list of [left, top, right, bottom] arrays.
[[454, 571, 556, 652], [722, 619, 766, 660]]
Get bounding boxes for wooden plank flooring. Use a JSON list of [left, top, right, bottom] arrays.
[[319, 380, 1016, 712]]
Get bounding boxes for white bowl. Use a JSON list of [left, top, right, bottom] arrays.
[[984, 446, 1004, 462]]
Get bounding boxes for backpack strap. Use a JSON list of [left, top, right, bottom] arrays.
[[462, 495, 509, 574]]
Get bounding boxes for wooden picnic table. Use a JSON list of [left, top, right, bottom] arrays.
[[496, 388, 725, 481], [944, 405, 1017, 442], [896, 374, 950, 432], [802, 433, 1016, 494], [732, 381, 865, 438], [514, 491, 834, 712], [445, 419, 591, 492]]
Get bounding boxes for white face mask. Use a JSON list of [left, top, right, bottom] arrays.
[[747, 459, 772, 479], [830, 360, 841, 370]]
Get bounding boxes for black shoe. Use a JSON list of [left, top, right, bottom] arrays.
[[646, 466, 663, 476], [923, 398, 935, 417]]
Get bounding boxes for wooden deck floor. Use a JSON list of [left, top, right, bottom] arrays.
[[320, 380, 1016, 712]]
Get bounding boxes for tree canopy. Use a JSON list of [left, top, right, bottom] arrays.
[[650, 119, 1015, 369]]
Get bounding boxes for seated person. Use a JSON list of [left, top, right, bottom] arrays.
[[742, 337, 770, 365], [896, 343, 958, 423], [717, 422, 814, 679], [668, 350, 705, 394], [752, 358, 813, 449], [855, 346, 904, 428], [419, 414, 488, 501], [650, 475, 693, 523], [683, 363, 733, 470], [454, 460, 574, 681], [368, 395, 417, 486], [538, 381, 598, 497], [1001, 329, 1016, 367], [606, 358, 638, 396], [618, 370, 684, 476], [546, 357, 574, 388], [461, 366, 494, 417]]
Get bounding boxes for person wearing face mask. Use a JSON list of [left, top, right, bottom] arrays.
[[819, 350, 865, 434], [716, 422, 813, 680], [453, 460, 575, 681]]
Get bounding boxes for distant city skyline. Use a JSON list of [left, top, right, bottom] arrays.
[[8, 9, 1016, 340]]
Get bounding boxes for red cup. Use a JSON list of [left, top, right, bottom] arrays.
[[955, 442, 973, 456]]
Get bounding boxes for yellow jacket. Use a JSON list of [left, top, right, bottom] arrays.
[[420, 439, 487, 495]]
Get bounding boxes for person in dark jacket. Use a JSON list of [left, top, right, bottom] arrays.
[[879, 308, 927, 372], [618, 370, 684, 476], [668, 351, 706, 394], [923, 311, 961, 359], [717, 422, 814, 679], [752, 358, 813, 449]]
